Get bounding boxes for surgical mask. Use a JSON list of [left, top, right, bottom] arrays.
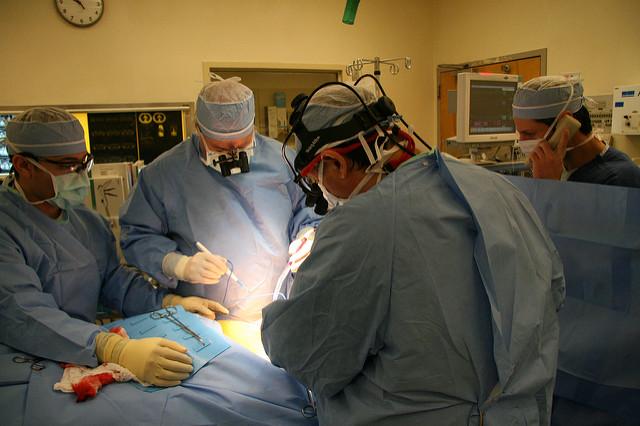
[[517, 82, 577, 157], [199, 132, 254, 177], [25, 158, 90, 209], [517, 138, 542, 156], [317, 161, 348, 210], [317, 182, 345, 210], [317, 158, 381, 211]]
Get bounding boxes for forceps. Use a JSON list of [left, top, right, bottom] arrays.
[[13, 355, 46, 371], [301, 388, 317, 418], [150, 307, 207, 347]]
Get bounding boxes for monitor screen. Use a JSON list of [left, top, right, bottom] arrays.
[[0, 114, 15, 176], [468, 80, 517, 135]]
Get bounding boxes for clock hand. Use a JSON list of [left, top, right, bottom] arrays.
[[73, 0, 86, 9]]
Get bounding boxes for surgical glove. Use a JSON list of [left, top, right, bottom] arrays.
[[288, 227, 316, 273], [163, 294, 229, 320], [162, 251, 227, 284], [95, 332, 193, 387]]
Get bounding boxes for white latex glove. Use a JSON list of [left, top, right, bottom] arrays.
[[95, 332, 193, 387], [163, 251, 227, 284], [288, 227, 316, 273], [163, 294, 229, 320]]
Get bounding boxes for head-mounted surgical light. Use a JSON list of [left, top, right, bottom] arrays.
[[281, 75, 431, 215]]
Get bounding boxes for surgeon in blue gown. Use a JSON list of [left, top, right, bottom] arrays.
[[120, 75, 320, 322], [262, 82, 566, 425], [0, 108, 319, 426], [0, 106, 230, 382], [513, 75, 640, 188]]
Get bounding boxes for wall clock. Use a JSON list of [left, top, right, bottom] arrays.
[[55, 0, 104, 27]]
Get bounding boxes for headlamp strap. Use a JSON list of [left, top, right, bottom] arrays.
[[373, 125, 388, 159], [358, 132, 377, 165], [407, 124, 415, 139]]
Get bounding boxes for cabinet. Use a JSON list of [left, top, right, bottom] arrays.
[[203, 63, 343, 143], [0, 103, 193, 167]]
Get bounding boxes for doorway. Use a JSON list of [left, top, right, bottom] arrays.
[[202, 63, 343, 144]]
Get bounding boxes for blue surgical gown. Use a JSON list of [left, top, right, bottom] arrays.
[[1, 336, 318, 426], [506, 176, 640, 425], [0, 184, 165, 367], [569, 146, 640, 188], [262, 151, 566, 425], [119, 134, 320, 322]]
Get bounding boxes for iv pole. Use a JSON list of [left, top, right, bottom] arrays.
[[346, 56, 412, 80]]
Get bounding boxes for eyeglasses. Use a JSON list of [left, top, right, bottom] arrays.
[[26, 153, 94, 174]]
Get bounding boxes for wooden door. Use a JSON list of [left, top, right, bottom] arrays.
[[438, 56, 543, 157]]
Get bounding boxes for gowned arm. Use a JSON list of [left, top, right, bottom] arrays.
[[263, 207, 391, 398], [119, 171, 179, 288], [0, 259, 102, 366]]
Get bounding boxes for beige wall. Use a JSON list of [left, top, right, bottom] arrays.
[[431, 0, 640, 138], [2, 0, 639, 146], [432, 0, 640, 90], [0, 0, 435, 142]]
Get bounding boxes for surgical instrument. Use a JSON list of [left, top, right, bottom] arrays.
[[150, 307, 207, 347], [13, 355, 46, 371], [195, 241, 247, 289]]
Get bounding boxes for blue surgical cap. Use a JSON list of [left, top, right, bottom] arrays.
[[512, 75, 584, 120], [302, 85, 378, 132], [6, 107, 86, 156], [196, 76, 255, 141]]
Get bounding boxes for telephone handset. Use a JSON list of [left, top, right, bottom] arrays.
[[547, 115, 581, 149]]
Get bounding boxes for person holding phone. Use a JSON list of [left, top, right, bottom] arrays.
[[512, 75, 640, 187]]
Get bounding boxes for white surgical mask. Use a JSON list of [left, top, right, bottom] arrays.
[[517, 115, 559, 156], [317, 158, 382, 211], [199, 132, 254, 176], [24, 158, 90, 210], [317, 182, 346, 210], [517, 138, 542, 155], [317, 161, 348, 210], [315, 129, 398, 211], [517, 82, 578, 157]]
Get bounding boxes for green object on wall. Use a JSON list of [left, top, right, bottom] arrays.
[[342, 0, 360, 25]]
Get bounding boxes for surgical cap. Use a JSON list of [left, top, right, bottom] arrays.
[[196, 76, 255, 141], [6, 107, 86, 156], [293, 84, 381, 172], [512, 75, 584, 120], [301, 85, 378, 132]]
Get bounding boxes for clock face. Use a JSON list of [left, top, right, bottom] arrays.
[[55, 0, 104, 27]]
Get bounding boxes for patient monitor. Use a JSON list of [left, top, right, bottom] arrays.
[[455, 72, 519, 144]]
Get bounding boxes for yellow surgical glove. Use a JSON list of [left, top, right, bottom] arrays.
[[163, 294, 229, 320], [95, 332, 193, 387]]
